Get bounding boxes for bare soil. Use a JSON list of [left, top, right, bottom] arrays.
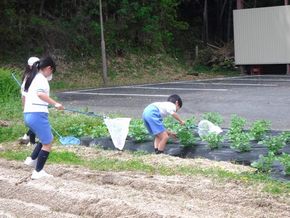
[[0, 145, 289, 218]]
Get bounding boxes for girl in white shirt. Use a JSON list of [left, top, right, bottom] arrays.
[[23, 56, 64, 179], [20, 57, 39, 145]]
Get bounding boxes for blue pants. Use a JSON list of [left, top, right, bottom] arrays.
[[142, 105, 165, 135], [24, 112, 53, 144]]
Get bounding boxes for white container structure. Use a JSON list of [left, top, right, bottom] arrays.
[[233, 6, 290, 74]]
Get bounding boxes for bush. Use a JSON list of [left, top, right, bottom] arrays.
[[195, 48, 214, 66], [0, 68, 20, 103]]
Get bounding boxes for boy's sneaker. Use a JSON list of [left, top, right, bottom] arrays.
[[24, 157, 37, 168], [31, 170, 53, 180]]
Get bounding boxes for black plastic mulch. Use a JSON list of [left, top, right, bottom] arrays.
[[79, 130, 290, 182]]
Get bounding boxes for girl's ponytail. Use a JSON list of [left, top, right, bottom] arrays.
[[24, 61, 40, 92]]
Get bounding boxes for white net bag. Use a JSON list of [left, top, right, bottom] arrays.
[[197, 119, 223, 137], [104, 118, 131, 150]]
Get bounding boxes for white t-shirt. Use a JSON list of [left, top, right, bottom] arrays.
[[151, 102, 176, 118], [24, 72, 50, 113]]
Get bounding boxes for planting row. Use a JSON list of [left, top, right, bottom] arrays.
[[51, 111, 290, 176]]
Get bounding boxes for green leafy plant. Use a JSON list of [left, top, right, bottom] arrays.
[[226, 115, 247, 142], [249, 120, 271, 141], [202, 133, 224, 150], [229, 115, 246, 132], [164, 116, 197, 146], [251, 153, 276, 173], [50, 110, 109, 140], [164, 117, 180, 132], [176, 126, 197, 147], [202, 112, 223, 126], [164, 115, 196, 133], [230, 132, 251, 152], [260, 135, 286, 155], [278, 153, 290, 175], [184, 116, 197, 130], [281, 131, 290, 144], [128, 119, 151, 142]]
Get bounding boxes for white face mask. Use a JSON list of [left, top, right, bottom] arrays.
[[47, 74, 53, 81]]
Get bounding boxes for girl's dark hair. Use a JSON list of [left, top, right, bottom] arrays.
[[167, 94, 182, 108], [24, 56, 56, 91], [22, 65, 32, 82]]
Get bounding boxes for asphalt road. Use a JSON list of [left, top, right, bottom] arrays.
[[56, 75, 290, 130]]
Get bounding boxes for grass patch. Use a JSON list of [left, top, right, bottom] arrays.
[[0, 148, 289, 195], [87, 158, 155, 173], [0, 124, 26, 143], [48, 151, 84, 165], [0, 150, 30, 161]]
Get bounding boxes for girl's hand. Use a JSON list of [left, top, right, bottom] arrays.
[[54, 103, 64, 110]]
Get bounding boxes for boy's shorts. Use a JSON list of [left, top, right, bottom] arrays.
[[142, 105, 165, 135], [24, 112, 53, 144]]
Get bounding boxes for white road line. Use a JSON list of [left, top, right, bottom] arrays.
[[127, 75, 250, 86], [62, 91, 169, 97], [175, 82, 277, 87], [126, 86, 228, 91], [223, 78, 290, 82], [138, 82, 277, 87], [69, 87, 228, 93]]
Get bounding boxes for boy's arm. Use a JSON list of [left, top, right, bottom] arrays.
[[172, 112, 185, 125]]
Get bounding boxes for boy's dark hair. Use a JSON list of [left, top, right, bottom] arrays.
[[167, 94, 182, 108], [24, 56, 56, 91]]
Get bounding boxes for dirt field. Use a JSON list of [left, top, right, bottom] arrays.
[[0, 146, 290, 218]]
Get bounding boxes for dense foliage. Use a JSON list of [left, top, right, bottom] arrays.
[[0, 68, 20, 103], [0, 0, 286, 62]]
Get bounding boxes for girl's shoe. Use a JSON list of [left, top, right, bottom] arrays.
[[24, 157, 37, 168], [19, 134, 29, 144], [31, 170, 53, 180]]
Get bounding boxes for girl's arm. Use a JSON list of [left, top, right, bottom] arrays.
[[37, 92, 64, 110]]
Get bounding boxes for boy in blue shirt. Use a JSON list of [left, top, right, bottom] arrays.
[[142, 94, 185, 154]]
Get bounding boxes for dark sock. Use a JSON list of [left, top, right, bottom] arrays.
[[36, 150, 50, 172], [29, 132, 36, 144], [26, 129, 32, 135], [27, 129, 36, 144], [156, 150, 164, 154], [31, 142, 43, 160]]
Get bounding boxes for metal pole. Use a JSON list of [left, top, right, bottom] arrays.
[[99, 0, 108, 84], [285, 0, 290, 74], [236, 0, 244, 74]]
